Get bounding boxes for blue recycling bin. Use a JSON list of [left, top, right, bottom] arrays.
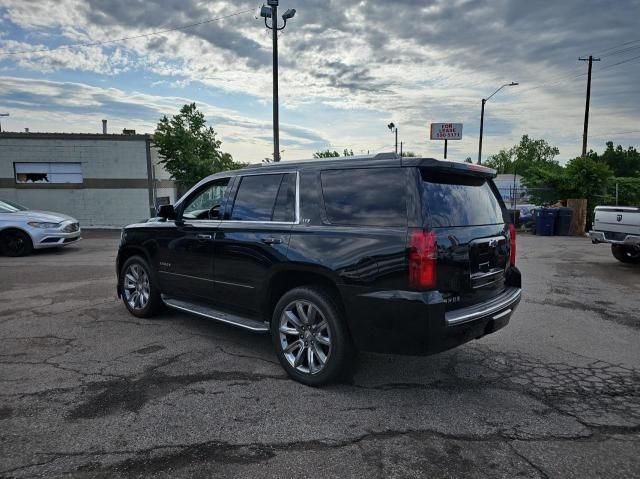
[[535, 208, 557, 236]]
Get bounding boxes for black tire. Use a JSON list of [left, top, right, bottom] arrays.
[[0, 229, 33, 257], [611, 244, 640, 264], [271, 286, 352, 386], [119, 255, 163, 317]]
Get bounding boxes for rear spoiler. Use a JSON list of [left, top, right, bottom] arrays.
[[401, 157, 497, 178]]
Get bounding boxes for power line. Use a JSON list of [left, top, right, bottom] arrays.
[[594, 38, 640, 57], [0, 9, 254, 57], [600, 53, 640, 71], [601, 44, 640, 58]]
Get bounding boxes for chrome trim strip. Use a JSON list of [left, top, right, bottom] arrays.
[[158, 271, 254, 289], [158, 271, 214, 283], [173, 171, 301, 227], [211, 278, 254, 289], [161, 296, 268, 332], [492, 309, 512, 320], [445, 288, 521, 326]]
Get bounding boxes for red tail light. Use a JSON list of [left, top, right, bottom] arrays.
[[509, 223, 516, 266], [409, 230, 437, 289]]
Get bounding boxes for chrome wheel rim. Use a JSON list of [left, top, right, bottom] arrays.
[[279, 300, 331, 375], [123, 263, 150, 310]]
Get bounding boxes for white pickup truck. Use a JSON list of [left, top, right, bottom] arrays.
[[589, 206, 640, 263]]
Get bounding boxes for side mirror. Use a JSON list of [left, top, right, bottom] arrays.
[[208, 205, 221, 220], [157, 204, 176, 220]]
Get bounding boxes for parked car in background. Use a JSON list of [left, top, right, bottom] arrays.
[[0, 199, 81, 256], [516, 204, 537, 229], [589, 205, 640, 263], [116, 154, 522, 386]]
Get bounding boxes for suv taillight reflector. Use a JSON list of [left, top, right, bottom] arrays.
[[409, 230, 437, 289], [509, 223, 516, 266]]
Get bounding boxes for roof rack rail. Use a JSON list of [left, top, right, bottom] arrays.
[[243, 152, 400, 168]]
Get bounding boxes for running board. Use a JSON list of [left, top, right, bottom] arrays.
[[161, 295, 269, 333]]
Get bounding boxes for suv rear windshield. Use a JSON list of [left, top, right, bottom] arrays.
[[421, 169, 504, 227]]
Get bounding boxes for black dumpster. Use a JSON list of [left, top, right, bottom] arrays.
[[555, 207, 573, 236]]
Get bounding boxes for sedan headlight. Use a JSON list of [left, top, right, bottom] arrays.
[[27, 221, 61, 229]]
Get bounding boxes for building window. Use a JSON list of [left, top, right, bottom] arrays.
[[14, 163, 83, 184]]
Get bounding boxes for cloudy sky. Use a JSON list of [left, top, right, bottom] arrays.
[[1, 0, 639, 163]]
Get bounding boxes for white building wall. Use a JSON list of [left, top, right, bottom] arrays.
[[0, 187, 149, 226], [0, 134, 176, 227]]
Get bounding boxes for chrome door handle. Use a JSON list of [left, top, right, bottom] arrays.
[[196, 234, 212, 240], [261, 237, 283, 245]]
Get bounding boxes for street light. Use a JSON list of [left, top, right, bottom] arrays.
[[387, 122, 398, 155], [477, 82, 518, 164], [0, 113, 8, 133], [260, 1, 296, 162]]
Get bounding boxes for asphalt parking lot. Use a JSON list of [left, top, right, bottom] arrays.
[[1, 231, 639, 478]]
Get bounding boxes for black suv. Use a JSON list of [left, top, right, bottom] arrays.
[[116, 154, 521, 385]]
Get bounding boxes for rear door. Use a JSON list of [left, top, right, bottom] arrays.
[[212, 172, 296, 316], [419, 169, 510, 309]]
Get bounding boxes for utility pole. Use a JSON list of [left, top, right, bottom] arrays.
[[260, 2, 296, 162], [579, 55, 600, 157], [400, 141, 403, 157], [395, 128, 398, 155], [444, 139, 448, 159], [477, 99, 485, 164], [271, 2, 279, 162], [477, 82, 517, 164], [387, 122, 398, 155]]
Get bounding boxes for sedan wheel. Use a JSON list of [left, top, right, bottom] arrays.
[[0, 230, 33, 257]]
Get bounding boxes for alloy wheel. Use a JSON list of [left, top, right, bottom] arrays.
[[123, 263, 151, 310], [279, 300, 332, 375]]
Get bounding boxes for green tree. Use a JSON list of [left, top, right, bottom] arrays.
[[313, 149, 341, 158], [587, 142, 640, 178], [485, 135, 560, 176], [153, 103, 244, 190], [401, 151, 418, 157], [464, 156, 473, 163], [313, 148, 354, 158]]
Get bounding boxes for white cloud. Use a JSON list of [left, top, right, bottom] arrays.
[[0, 0, 638, 161]]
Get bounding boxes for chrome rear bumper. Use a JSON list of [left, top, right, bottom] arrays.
[[445, 287, 522, 326], [588, 231, 640, 246]]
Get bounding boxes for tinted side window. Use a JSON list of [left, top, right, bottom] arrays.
[[320, 168, 407, 227], [420, 170, 504, 227], [182, 179, 229, 220], [231, 174, 284, 221], [273, 173, 296, 222]]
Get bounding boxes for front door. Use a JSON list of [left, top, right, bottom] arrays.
[[157, 178, 230, 300], [213, 172, 296, 315]]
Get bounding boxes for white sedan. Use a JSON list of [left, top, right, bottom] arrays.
[[0, 199, 81, 256]]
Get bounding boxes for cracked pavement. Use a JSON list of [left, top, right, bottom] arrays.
[[1, 231, 639, 478]]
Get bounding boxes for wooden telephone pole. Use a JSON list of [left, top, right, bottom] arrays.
[[579, 55, 600, 157]]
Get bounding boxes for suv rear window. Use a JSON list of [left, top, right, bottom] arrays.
[[320, 168, 406, 227], [421, 169, 504, 227]]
